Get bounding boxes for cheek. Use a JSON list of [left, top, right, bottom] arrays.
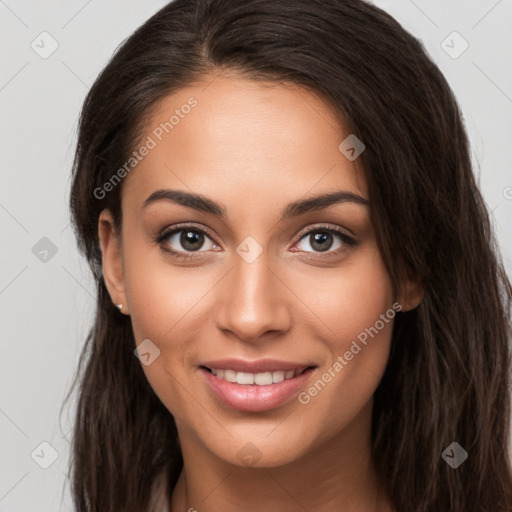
[[295, 247, 395, 423], [122, 242, 207, 343], [296, 245, 394, 350], [122, 250, 203, 422], [121, 243, 230, 420]]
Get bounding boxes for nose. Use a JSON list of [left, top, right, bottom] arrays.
[[214, 250, 292, 344]]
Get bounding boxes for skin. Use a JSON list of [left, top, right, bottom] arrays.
[[98, 73, 422, 512]]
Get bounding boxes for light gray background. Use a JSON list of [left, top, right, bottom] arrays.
[[1, 1, 511, 510]]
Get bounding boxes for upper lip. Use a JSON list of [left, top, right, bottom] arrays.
[[200, 358, 315, 373]]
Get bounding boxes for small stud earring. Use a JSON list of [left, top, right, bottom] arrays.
[[116, 304, 123, 311]]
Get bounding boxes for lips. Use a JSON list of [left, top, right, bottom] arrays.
[[199, 358, 316, 412]]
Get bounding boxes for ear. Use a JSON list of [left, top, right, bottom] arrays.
[[397, 270, 423, 312], [98, 208, 129, 314]]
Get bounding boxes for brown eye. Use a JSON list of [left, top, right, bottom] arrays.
[[156, 225, 219, 258], [308, 231, 335, 252], [293, 226, 356, 255], [179, 230, 205, 251]]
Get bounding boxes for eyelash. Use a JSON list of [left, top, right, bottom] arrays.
[[154, 222, 357, 261]]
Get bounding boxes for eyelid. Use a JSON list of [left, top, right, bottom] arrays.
[[293, 223, 355, 244], [157, 222, 219, 244]]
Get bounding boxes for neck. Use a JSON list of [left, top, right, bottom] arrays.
[[170, 400, 395, 512]]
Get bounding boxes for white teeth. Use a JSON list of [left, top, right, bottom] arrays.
[[224, 369, 237, 383], [272, 371, 285, 383], [209, 367, 306, 385], [236, 372, 254, 385], [254, 372, 273, 385]]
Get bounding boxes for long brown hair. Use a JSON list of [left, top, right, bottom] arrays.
[[64, 0, 512, 510]]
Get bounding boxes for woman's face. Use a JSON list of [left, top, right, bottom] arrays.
[[99, 74, 411, 468]]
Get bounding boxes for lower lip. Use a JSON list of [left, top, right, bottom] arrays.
[[201, 367, 314, 412]]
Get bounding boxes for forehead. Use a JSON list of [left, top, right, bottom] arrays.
[[121, 75, 368, 210]]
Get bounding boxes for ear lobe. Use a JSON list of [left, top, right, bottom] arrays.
[[98, 208, 128, 314], [398, 271, 423, 312]]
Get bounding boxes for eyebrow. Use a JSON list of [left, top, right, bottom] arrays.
[[142, 188, 370, 220]]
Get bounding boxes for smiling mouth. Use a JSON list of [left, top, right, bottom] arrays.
[[201, 366, 314, 386], [200, 362, 317, 412]]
